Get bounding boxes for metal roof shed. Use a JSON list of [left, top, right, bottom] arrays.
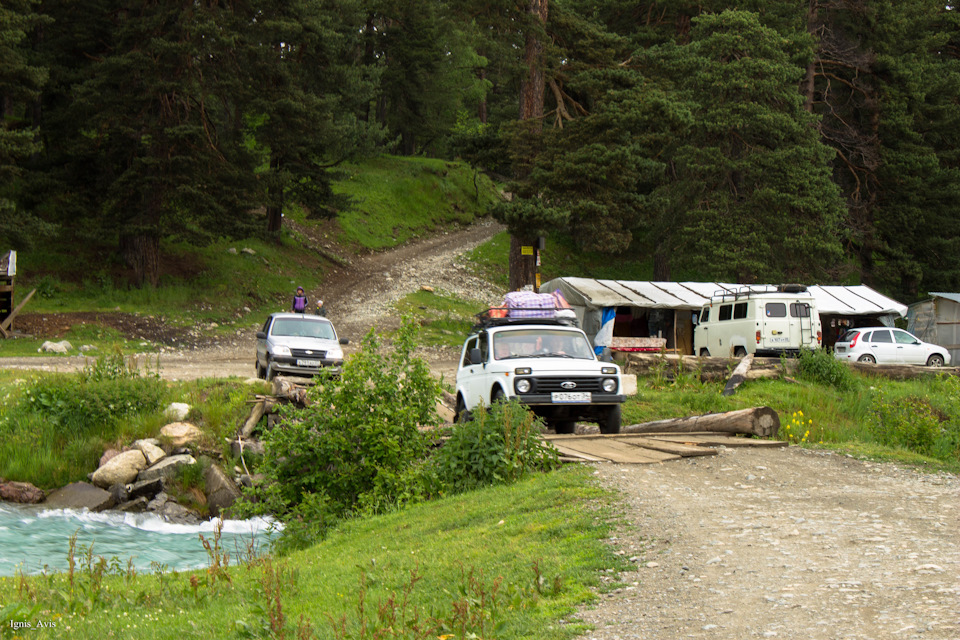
[[541, 277, 907, 354], [907, 293, 960, 365]]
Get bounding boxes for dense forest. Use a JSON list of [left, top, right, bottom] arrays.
[[1, 0, 958, 302]]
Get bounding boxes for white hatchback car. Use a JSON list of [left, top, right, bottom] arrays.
[[833, 327, 950, 367]]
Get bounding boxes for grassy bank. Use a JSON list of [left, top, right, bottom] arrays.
[[0, 467, 623, 640]]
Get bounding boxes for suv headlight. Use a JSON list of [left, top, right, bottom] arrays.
[[272, 346, 291, 357], [602, 378, 618, 393], [601, 366, 618, 375], [516, 378, 532, 393], [327, 348, 343, 360]]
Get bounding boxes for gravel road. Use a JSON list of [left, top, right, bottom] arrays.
[[576, 445, 959, 640]]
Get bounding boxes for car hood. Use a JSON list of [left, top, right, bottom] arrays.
[[495, 358, 616, 374], [270, 337, 341, 351]]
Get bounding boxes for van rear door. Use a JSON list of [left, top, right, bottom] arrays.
[[760, 301, 792, 350]]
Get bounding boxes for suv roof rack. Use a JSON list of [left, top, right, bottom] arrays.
[[472, 307, 579, 331], [710, 284, 809, 303]]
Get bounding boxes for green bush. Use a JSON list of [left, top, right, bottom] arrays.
[[796, 348, 855, 390], [237, 319, 440, 549], [867, 392, 943, 456], [429, 401, 560, 494]]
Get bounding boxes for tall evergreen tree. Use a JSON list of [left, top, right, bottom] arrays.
[[0, 0, 49, 247], [653, 10, 846, 282]]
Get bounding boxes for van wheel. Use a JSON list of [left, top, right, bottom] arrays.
[[491, 387, 506, 404], [553, 421, 576, 435], [734, 347, 747, 358], [699, 348, 711, 357], [598, 405, 622, 435], [857, 354, 876, 364], [926, 354, 945, 367]]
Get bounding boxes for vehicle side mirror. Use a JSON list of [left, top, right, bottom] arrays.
[[469, 347, 483, 365], [256, 331, 266, 339], [340, 338, 349, 345]]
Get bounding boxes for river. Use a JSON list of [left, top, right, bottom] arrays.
[[0, 502, 276, 576]]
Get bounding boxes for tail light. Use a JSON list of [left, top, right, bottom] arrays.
[[756, 330, 761, 344], [817, 330, 822, 344], [849, 331, 860, 348]]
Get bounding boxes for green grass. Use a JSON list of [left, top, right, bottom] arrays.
[[332, 155, 502, 250], [1, 467, 626, 640], [395, 289, 489, 348]]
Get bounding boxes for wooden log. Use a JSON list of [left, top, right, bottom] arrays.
[[615, 352, 793, 382], [621, 406, 780, 439], [239, 400, 266, 438], [721, 354, 754, 396], [272, 378, 313, 406], [845, 361, 960, 380]]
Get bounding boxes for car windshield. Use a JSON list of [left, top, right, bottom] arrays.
[[271, 318, 336, 340], [493, 329, 595, 360]]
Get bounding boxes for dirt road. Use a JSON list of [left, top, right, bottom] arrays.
[[0, 219, 503, 381], [576, 445, 959, 640]]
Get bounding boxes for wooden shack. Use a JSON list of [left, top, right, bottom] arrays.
[[0, 251, 35, 338]]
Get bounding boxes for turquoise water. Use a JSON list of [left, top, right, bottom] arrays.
[[0, 502, 277, 576]]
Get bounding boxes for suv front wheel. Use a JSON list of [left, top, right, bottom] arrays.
[[598, 405, 622, 434]]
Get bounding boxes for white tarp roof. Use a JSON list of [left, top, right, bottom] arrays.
[[541, 277, 907, 317]]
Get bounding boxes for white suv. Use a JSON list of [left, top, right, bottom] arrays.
[[454, 315, 625, 434]]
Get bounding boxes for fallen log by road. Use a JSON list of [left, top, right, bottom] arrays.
[[621, 406, 780, 439]]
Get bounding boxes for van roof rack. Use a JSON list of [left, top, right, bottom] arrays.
[[710, 284, 809, 303], [472, 307, 579, 330]]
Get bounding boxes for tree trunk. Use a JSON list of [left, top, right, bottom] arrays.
[[120, 232, 160, 288], [266, 155, 283, 234], [509, 234, 538, 291], [803, 0, 819, 113], [622, 407, 781, 439], [508, 0, 549, 291]]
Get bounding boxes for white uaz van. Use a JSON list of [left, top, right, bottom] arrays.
[[693, 285, 822, 358]]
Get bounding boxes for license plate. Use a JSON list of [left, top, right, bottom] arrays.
[[551, 391, 591, 403], [769, 337, 789, 343], [836, 347, 845, 353], [296, 359, 322, 367]]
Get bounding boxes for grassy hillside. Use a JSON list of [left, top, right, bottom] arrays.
[[0, 156, 500, 355]]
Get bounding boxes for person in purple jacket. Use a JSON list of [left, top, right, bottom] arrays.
[[291, 286, 308, 313]]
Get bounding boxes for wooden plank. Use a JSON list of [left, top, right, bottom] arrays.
[[0, 288, 35, 335], [644, 434, 787, 448], [556, 438, 680, 464], [550, 443, 607, 462], [544, 434, 715, 458]]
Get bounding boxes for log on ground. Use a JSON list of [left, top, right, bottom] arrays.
[[621, 406, 780, 439]]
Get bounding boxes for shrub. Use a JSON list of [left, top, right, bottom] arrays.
[[237, 318, 440, 547], [867, 392, 942, 456], [429, 400, 560, 494], [796, 348, 855, 390]]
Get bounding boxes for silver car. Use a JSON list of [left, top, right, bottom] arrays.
[[833, 327, 950, 367], [255, 313, 348, 380]]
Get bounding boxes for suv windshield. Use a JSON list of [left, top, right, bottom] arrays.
[[493, 329, 595, 360], [272, 318, 336, 340]]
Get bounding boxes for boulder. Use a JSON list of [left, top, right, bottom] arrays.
[[116, 497, 149, 513], [138, 454, 196, 483], [160, 422, 203, 447], [204, 464, 242, 518], [133, 440, 167, 466], [43, 482, 115, 512], [91, 450, 147, 489], [99, 449, 121, 467], [231, 438, 265, 458], [127, 476, 165, 500], [157, 500, 201, 525], [0, 480, 45, 504], [108, 483, 128, 505], [39, 340, 72, 354], [165, 403, 191, 421]]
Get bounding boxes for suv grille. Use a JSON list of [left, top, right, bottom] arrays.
[[533, 376, 604, 393], [291, 348, 327, 358]]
